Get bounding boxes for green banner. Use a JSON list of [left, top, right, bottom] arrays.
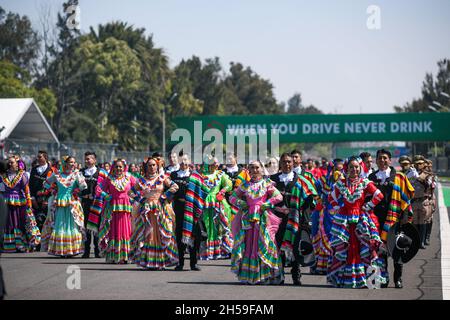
[[335, 146, 410, 159], [172, 113, 450, 143]]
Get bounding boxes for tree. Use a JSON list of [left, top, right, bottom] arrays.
[[173, 56, 223, 116], [223, 62, 283, 115], [0, 6, 40, 74], [88, 21, 173, 150], [287, 93, 302, 114], [394, 58, 450, 113], [0, 60, 57, 120], [75, 36, 141, 144], [286, 93, 322, 114], [35, 0, 82, 137]]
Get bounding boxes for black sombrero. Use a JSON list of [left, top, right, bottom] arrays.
[[387, 222, 420, 263], [293, 229, 315, 267]]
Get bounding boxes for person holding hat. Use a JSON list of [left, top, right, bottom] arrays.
[[273, 153, 318, 286], [399, 156, 419, 183], [369, 149, 415, 288], [228, 160, 284, 284], [411, 155, 434, 249], [171, 154, 201, 271], [326, 156, 386, 288], [29, 151, 54, 236], [80, 151, 100, 258]]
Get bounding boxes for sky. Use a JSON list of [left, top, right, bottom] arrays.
[[1, 0, 450, 114]]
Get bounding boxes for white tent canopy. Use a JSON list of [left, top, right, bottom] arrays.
[[0, 98, 59, 144]]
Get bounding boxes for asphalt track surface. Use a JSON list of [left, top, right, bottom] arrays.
[[1, 184, 449, 300]]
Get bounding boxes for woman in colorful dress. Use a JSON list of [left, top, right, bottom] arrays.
[[41, 156, 86, 257], [327, 156, 386, 288], [229, 160, 284, 284], [200, 158, 234, 260], [129, 157, 179, 270], [1, 155, 40, 253], [310, 159, 344, 275], [95, 159, 136, 264]]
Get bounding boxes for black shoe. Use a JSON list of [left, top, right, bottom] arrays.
[[190, 265, 201, 271], [381, 282, 389, 288], [395, 280, 403, 289], [81, 253, 90, 259], [175, 265, 184, 271], [94, 253, 101, 258], [293, 279, 302, 286]]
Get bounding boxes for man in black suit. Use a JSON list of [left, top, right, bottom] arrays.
[[171, 154, 201, 271], [29, 151, 53, 233], [80, 151, 100, 258], [368, 149, 403, 289], [270, 152, 302, 285]]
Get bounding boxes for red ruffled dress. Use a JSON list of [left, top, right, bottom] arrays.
[[327, 177, 386, 288]]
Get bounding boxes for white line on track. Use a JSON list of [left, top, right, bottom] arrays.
[[438, 182, 450, 300]]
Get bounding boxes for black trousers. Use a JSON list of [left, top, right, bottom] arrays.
[[174, 200, 200, 268], [82, 199, 99, 256], [34, 199, 49, 232], [382, 252, 403, 284], [276, 214, 301, 282], [414, 223, 427, 246]]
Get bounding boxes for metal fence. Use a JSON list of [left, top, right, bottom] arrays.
[[3, 138, 450, 175], [1, 139, 160, 166]]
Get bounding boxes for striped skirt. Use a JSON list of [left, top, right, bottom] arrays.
[[327, 212, 387, 288], [2, 205, 28, 253], [47, 206, 84, 257], [130, 201, 178, 269], [231, 211, 283, 285]]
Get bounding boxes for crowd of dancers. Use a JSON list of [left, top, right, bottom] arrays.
[[0, 148, 437, 289]]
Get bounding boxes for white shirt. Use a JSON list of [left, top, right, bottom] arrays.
[[166, 164, 180, 174], [293, 166, 302, 175], [226, 165, 239, 174], [36, 163, 49, 175], [361, 168, 373, 179], [375, 167, 391, 184], [279, 171, 295, 186], [405, 167, 419, 182], [84, 166, 97, 176], [176, 169, 190, 178]]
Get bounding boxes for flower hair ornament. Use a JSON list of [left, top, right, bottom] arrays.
[[111, 158, 128, 176], [59, 155, 71, 173], [17, 159, 26, 171], [343, 156, 364, 178], [141, 157, 160, 177]]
